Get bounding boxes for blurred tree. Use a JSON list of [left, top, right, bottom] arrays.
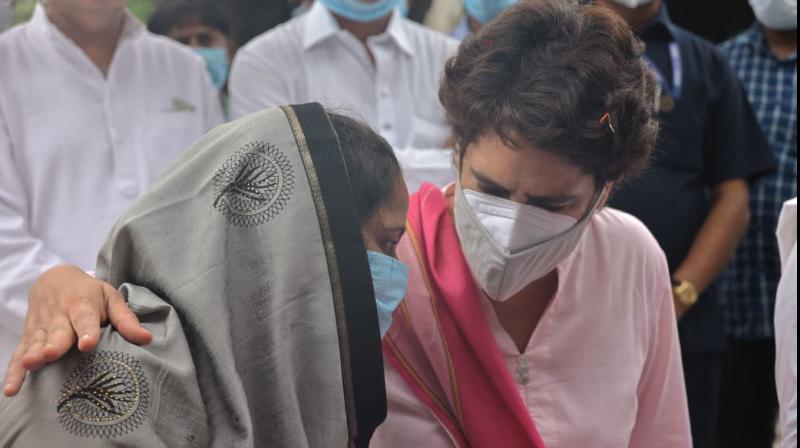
[[128, 0, 159, 22], [14, 0, 159, 23], [14, 0, 35, 23]]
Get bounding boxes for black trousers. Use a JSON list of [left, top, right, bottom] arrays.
[[717, 338, 779, 448], [683, 352, 723, 448]]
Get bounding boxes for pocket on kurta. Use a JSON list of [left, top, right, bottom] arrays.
[[144, 111, 203, 181]]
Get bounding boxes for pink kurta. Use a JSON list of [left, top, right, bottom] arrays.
[[372, 185, 692, 448]]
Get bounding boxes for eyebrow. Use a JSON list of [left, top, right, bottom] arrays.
[[471, 168, 578, 206], [472, 168, 511, 193]]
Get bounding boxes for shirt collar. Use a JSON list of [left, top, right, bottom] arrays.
[[742, 24, 769, 53], [302, 2, 341, 49], [30, 3, 144, 43], [740, 23, 798, 63], [641, 4, 676, 42], [303, 2, 414, 56], [383, 9, 413, 56]]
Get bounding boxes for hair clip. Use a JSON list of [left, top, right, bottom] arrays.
[[600, 112, 616, 134]]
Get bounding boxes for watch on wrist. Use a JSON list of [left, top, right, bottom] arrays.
[[672, 279, 699, 307]]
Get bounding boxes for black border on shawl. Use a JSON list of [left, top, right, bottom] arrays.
[[289, 103, 388, 447]]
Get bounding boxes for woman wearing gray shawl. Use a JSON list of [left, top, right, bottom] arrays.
[[0, 103, 410, 447]]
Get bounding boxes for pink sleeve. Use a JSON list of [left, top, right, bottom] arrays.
[[628, 262, 693, 448], [371, 360, 455, 448]]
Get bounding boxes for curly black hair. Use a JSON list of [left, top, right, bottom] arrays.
[[439, 0, 659, 184]]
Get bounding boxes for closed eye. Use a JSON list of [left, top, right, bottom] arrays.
[[527, 200, 574, 213], [478, 184, 510, 200], [472, 169, 511, 199], [381, 228, 406, 258]]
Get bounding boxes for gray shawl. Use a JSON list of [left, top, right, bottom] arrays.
[[0, 104, 387, 447]]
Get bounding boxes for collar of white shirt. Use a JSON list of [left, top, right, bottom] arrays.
[[302, 2, 413, 57], [29, 2, 144, 46]]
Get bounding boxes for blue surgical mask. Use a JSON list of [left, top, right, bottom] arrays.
[[464, 0, 519, 24], [368, 251, 409, 337], [194, 47, 229, 90], [320, 0, 401, 23], [398, 0, 409, 17]]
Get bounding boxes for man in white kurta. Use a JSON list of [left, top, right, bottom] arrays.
[[0, 4, 224, 375], [776, 198, 797, 448], [229, 2, 458, 192]]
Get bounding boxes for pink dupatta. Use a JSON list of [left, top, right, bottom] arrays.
[[383, 184, 546, 448]]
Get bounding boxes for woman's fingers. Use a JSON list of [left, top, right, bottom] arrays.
[[67, 302, 102, 352], [20, 328, 49, 371], [3, 344, 30, 397], [41, 315, 79, 361], [105, 284, 152, 345], [5, 269, 150, 399]]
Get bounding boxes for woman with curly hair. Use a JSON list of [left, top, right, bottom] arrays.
[[374, 1, 691, 446]]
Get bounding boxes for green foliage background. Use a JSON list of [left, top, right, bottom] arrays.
[[11, 0, 159, 26]]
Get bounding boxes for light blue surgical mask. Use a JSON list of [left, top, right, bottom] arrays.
[[464, 0, 519, 24], [320, 0, 401, 23], [194, 47, 229, 90], [368, 251, 409, 337], [398, 0, 409, 17]]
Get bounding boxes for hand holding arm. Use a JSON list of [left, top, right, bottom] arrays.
[[3, 265, 151, 397]]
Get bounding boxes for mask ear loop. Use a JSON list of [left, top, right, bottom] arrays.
[[576, 185, 606, 225]]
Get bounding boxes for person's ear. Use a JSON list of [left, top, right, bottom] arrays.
[[226, 39, 236, 62]]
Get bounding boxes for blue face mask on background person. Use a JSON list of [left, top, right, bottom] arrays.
[[464, 0, 519, 24], [368, 251, 409, 337], [194, 47, 229, 90], [398, 0, 409, 17], [320, 0, 401, 23]]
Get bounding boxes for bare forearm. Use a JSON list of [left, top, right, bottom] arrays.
[[673, 179, 750, 295]]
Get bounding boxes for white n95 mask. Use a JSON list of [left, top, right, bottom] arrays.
[[609, 0, 657, 8], [750, 0, 798, 30], [454, 185, 603, 302]]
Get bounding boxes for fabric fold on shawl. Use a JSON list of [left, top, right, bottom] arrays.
[[0, 104, 386, 448], [383, 183, 546, 448]]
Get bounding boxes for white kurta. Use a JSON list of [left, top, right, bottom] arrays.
[[229, 2, 458, 192], [776, 198, 797, 448], [0, 5, 224, 373]]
